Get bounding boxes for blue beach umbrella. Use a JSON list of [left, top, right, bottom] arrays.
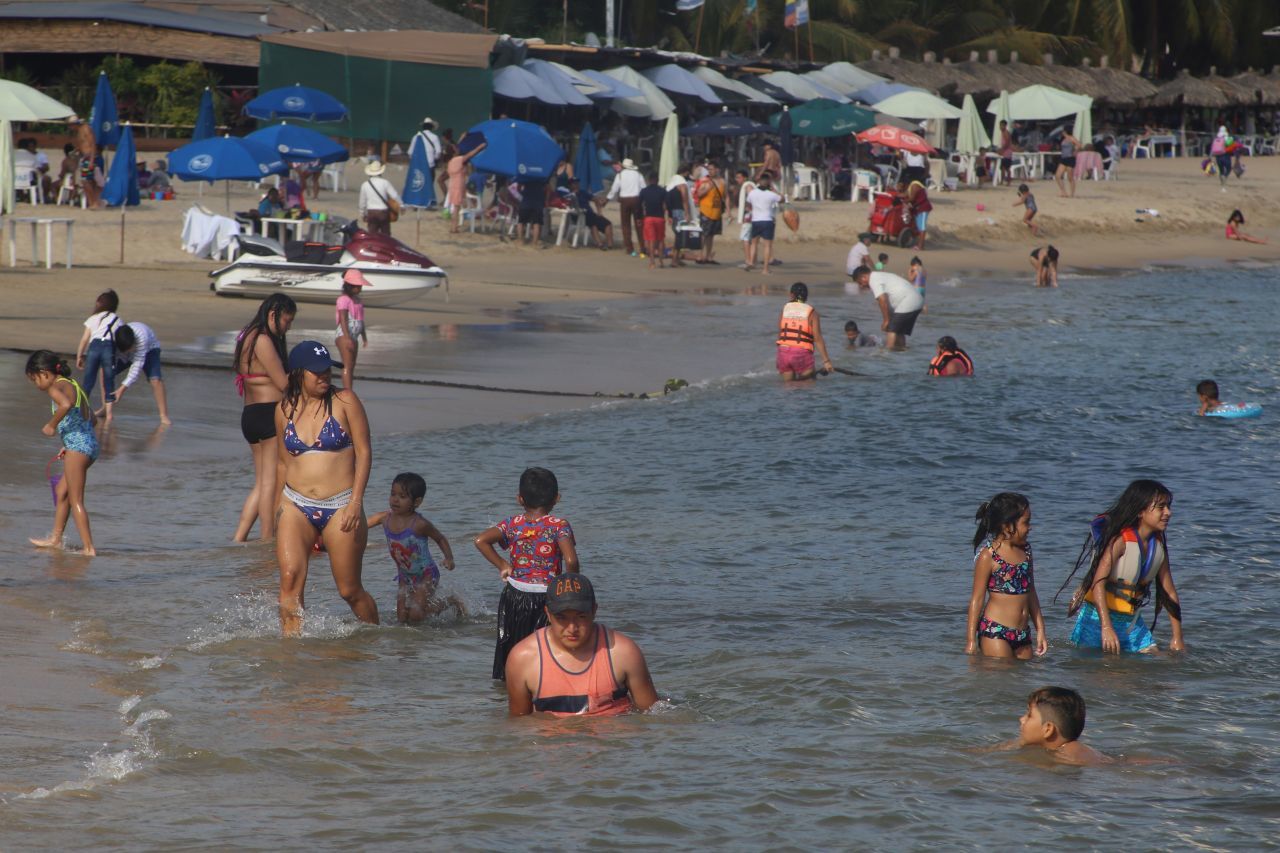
[[682, 110, 773, 137], [401, 134, 435, 208], [244, 84, 347, 122], [851, 81, 921, 106], [466, 119, 565, 180], [573, 121, 602, 194], [246, 123, 348, 165], [168, 136, 288, 182], [89, 72, 120, 147], [102, 124, 138, 207], [193, 88, 216, 141]]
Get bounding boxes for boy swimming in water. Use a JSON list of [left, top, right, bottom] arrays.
[[1196, 379, 1222, 415], [996, 686, 1111, 765]]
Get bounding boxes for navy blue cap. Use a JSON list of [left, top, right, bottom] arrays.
[[288, 340, 343, 373]]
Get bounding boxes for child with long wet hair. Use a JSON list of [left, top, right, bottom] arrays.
[[1058, 479, 1184, 654], [26, 350, 99, 556], [965, 492, 1046, 659], [75, 289, 120, 422]]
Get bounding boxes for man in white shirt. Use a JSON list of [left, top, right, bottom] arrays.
[[604, 158, 645, 256], [850, 265, 924, 350], [846, 232, 873, 277], [359, 161, 401, 235], [408, 117, 442, 206], [745, 172, 782, 274]]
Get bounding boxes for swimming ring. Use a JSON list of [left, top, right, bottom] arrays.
[[1205, 402, 1262, 419]]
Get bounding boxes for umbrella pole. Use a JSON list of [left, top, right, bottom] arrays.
[[694, 4, 705, 54], [119, 209, 125, 264], [416, 208, 421, 247], [225, 181, 231, 215]]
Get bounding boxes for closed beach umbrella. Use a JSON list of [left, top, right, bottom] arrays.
[[658, 112, 679, 187], [90, 72, 121, 147], [641, 65, 722, 105], [856, 124, 934, 154], [1073, 107, 1093, 145], [102, 124, 139, 207], [0, 119, 12, 214], [193, 88, 216, 141], [245, 85, 347, 122], [574, 121, 603, 194], [989, 90, 1011, 144], [247, 123, 348, 164], [401, 135, 434, 208], [873, 91, 963, 120], [955, 94, 990, 154], [600, 67, 676, 119], [466, 119, 564, 180], [769, 99, 875, 137], [0, 79, 74, 121]]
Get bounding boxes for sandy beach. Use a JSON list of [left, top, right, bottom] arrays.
[[5, 155, 1274, 376]]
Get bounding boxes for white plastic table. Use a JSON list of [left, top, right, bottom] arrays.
[[7, 217, 74, 269], [259, 217, 319, 242], [1149, 135, 1179, 158]]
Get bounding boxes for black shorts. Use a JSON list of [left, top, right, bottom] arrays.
[[1059, 155, 1077, 168], [700, 215, 722, 237], [750, 220, 776, 241], [584, 211, 611, 231], [1000, 157, 1013, 170], [888, 309, 922, 336], [518, 206, 544, 225], [241, 401, 277, 444], [492, 583, 548, 680]]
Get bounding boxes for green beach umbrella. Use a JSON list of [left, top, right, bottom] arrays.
[[658, 112, 679, 187], [768, 99, 875, 137], [0, 79, 74, 122], [955, 94, 991, 154], [989, 90, 1011, 146]]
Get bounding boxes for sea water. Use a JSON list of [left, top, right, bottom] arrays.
[[0, 266, 1276, 848]]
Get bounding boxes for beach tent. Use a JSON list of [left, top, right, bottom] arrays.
[[522, 60, 595, 106], [258, 31, 496, 143], [873, 91, 962, 120], [1073, 108, 1092, 145], [90, 72, 121, 147], [0, 81, 73, 212], [467, 119, 564, 180], [574, 121, 604, 194], [760, 71, 852, 104], [102, 123, 139, 207], [955, 94, 990, 154], [692, 67, 778, 105], [820, 62, 887, 93], [991, 84, 1090, 121], [600, 67, 675, 119], [768, 99, 875, 137], [641, 65, 722, 105]]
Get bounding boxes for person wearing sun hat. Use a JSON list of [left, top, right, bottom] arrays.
[[274, 338, 378, 636], [359, 160, 400, 236], [605, 157, 645, 255], [335, 268, 371, 392], [503, 573, 659, 717]]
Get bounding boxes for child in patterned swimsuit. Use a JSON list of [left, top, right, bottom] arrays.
[[26, 350, 99, 557], [368, 472, 464, 625], [965, 492, 1047, 659], [474, 467, 579, 680]]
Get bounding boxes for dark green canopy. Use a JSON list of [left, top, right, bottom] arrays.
[[769, 99, 876, 137]]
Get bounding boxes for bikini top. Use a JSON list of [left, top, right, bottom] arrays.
[[283, 413, 351, 456], [981, 539, 1033, 595]]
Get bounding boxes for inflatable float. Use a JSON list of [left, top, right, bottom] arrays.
[[1205, 402, 1263, 419]]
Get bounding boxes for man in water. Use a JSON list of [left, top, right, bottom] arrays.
[[505, 574, 658, 717], [850, 265, 924, 351]]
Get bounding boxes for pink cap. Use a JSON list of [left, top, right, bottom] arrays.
[[342, 268, 372, 287]]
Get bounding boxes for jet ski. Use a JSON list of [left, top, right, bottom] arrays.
[[209, 219, 446, 307]]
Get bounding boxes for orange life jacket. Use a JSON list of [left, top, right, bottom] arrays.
[[928, 348, 973, 376], [776, 301, 815, 350]]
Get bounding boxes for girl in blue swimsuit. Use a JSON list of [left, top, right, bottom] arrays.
[[274, 340, 379, 636], [965, 492, 1047, 660], [27, 351, 99, 556]]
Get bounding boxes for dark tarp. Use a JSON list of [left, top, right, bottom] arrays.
[[258, 31, 495, 143]]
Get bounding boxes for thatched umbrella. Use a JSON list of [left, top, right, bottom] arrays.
[[1227, 69, 1280, 106], [951, 54, 1043, 99], [1082, 60, 1158, 107], [1150, 69, 1231, 154], [1038, 61, 1107, 103], [1202, 67, 1254, 106], [858, 53, 947, 94]]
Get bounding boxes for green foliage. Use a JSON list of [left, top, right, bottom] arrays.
[[138, 62, 217, 126]]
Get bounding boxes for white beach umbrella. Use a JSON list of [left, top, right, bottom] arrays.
[[692, 67, 778, 105], [991, 84, 1090, 121], [1072, 107, 1093, 144], [0, 119, 13, 214], [0, 79, 74, 121], [601, 66, 675, 119], [658, 113, 679, 187], [821, 61, 887, 92], [955, 94, 991, 154], [873, 90, 963, 120], [989, 90, 1011, 144], [760, 71, 852, 104]]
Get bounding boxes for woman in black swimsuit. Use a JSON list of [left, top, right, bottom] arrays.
[[232, 294, 295, 542]]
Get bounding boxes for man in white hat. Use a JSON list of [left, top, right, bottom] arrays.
[[408, 117, 442, 205], [604, 158, 645, 256], [359, 161, 400, 236]]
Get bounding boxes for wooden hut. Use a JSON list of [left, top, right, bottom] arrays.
[[1150, 69, 1231, 153]]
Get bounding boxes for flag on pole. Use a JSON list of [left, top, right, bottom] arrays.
[[784, 0, 809, 28], [676, 0, 704, 9]]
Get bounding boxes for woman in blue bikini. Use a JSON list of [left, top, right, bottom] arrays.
[[965, 492, 1047, 659], [274, 340, 378, 635]]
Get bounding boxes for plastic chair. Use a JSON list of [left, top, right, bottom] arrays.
[[1130, 138, 1151, 159], [55, 173, 85, 208], [1260, 136, 1279, 156], [323, 163, 346, 192], [461, 191, 485, 233], [14, 169, 42, 204], [791, 166, 821, 201], [853, 170, 881, 202]]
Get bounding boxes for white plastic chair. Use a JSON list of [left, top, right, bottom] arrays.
[[792, 166, 821, 201], [14, 169, 42, 204], [1130, 138, 1151, 159], [323, 163, 347, 192], [461, 191, 485, 233], [852, 170, 881, 202], [55, 173, 85, 207], [1260, 136, 1279, 156]]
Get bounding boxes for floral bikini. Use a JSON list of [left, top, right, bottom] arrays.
[[976, 538, 1033, 649]]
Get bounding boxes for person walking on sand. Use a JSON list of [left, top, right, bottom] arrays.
[[637, 172, 668, 269], [905, 180, 932, 251], [693, 161, 725, 264], [775, 282, 834, 381], [734, 169, 757, 269], [745, 172, 782, 275], [334, 269, 369, 391], [408, 117, 443, 204], [275, 341, 379, 636], [997, 120, 1015, 184], [1054, 131, 1081, 198], [605, 158, 645, 256], [1014, 184, 1040, 237], [359, 161, 400, 236]]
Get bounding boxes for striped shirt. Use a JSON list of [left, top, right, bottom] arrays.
[[119, 321, 159, 388]]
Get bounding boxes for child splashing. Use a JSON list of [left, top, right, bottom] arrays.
[[1059, 479, 1185, 654], [368, 473, 466, 624], [26, 351, 99, 556], [334, 269, 369, 391], [965, 492, 1046, 659]]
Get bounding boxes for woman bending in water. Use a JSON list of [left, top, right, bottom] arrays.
[[965, 492, 1047, 659], [274, 340, 378, 635]]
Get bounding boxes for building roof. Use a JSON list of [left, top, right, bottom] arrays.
[[0, 0, 276, 36], [278, 0, 482, 33], [262, 30, 496, 68]]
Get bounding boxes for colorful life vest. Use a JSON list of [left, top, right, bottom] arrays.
[[777, 301, 815, 350], [928, 348, 973, 376], [1090, 516, 1166, 616]]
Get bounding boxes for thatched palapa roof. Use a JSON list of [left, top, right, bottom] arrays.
[[1149, 69, 1231, 108], [1083, 62, 1158, 106]]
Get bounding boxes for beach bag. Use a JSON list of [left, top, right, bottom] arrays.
[[372, 181, 400, 222], [781, 204, 799, 233], [676, 221, 702, 251]]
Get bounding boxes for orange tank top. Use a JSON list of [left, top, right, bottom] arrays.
[[532, 624, 632, 717], [776, 301, 815, 350]]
